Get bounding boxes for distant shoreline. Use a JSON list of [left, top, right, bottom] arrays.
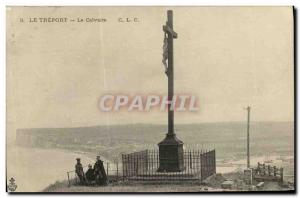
[[16, 121, 294, 131]]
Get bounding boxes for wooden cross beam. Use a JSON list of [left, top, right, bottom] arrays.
[[163, 24, 178, 38]]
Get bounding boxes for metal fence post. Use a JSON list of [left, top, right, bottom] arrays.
[[107, 162, 109, 177], [214, 150, 216, 174], [189, 151, 192, 169], [117, 162, 119, 179], [122, 154, 125, 181]]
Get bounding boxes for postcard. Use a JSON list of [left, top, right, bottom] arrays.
[[6, 6, 294, 192]]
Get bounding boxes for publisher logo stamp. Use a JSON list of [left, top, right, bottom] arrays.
[[7, 178, 17, 192]]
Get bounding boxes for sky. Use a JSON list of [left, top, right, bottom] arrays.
[[7, 6, 294, 134]]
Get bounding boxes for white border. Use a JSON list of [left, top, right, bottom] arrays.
[[0, 0, 297, 6], [0, 0, 298, 197]]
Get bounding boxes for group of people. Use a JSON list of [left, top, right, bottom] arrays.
[[75, 156, 108, 186]]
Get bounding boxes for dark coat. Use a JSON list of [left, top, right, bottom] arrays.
[[85, 168, 95, 181], [94, 160, 107, 185]]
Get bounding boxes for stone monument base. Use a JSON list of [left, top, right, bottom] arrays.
[[157, 134, 184, 172]]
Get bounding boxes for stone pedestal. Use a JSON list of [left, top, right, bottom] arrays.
[[157, 134, 184, 172]]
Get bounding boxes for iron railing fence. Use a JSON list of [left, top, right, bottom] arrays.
[[122, 149, 216, 181], [66, 149, 216, 185], [253, 162, 283, 182]]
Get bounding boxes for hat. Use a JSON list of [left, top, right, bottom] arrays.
[[76, 158, 81, 161]]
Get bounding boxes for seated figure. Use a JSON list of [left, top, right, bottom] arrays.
[[85, 164, 96, 185]]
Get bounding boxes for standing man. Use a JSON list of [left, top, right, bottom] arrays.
[[94, 156, 108, 185], [75, 158, 85, 185]]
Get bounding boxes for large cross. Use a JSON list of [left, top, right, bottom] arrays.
[[158, 10, 184, 173], [163, 10, 177, 135]]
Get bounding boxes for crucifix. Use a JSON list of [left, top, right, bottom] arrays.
[[163, 11, 177, 135], [158, 10, 184, 172]]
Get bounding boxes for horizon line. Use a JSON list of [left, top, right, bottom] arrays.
[[16, 120, 294, 130]]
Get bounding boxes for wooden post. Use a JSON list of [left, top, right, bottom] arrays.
[[280, 168, 284, 182], [67, 172, 70, 187], [122, 155, 124, 181], [246, 106, 251, 168]]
